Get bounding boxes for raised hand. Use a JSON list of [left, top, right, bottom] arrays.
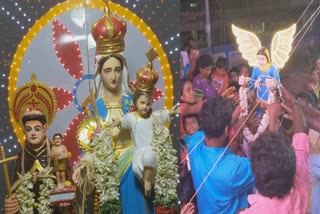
[[189, 49, 200, 63], [266, 103, 283, 132], [279, 85, 296, 107], [265, 78, 277, 90], [181, 203, 195, 214], [222, 86, 236, 99], [280, 85, 307, 134]]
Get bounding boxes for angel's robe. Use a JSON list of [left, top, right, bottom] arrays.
[[248, 64, 280, 102]]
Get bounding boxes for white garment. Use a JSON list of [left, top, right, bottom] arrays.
[[120, 110, 170, 180]]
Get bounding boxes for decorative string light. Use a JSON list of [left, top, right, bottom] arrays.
[[0, 1, 32, 30]]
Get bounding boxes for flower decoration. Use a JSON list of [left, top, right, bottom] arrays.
[[239, 87, 270, 142], [77, 117, 104, 152], [152, 125, 179, 208], [13, 167, 56, 214], [90, 130, 121, 213]]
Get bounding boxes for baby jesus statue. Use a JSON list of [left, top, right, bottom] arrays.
[[50, 133, 69, 190]]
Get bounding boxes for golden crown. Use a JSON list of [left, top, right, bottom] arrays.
[[11, 73, 57, 127], [91, 1, 127, 55], [136, 48, 159, 94]]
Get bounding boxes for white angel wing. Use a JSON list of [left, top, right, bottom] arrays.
[[231, 24, 262, 67], [271, 24, 296, 69]]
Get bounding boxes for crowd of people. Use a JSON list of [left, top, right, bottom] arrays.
[[180, 40, 320, 213]]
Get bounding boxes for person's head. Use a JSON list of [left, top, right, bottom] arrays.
[[239, 64, 251, 77], [22, 110, 47, 146], [180, 80, 196, 104], [95, 54, 132, 97], [133, 90, 152, 118], [215, 57, 228, 75], [250, 131, 296, 199], [229, 67, 239, 83], [182, 114, 200, 136], [187, 36, 195, 48], [199, 96, 233, 139], [53, 133, 63, 146], [198, 55, 213, 79], [257, 47, 271, 69]]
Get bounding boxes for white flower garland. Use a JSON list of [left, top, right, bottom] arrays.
[[15, 174, 35, 214], [239, 87, 270, 143], [14, 167, 55, 214], [90, 130, 120, 208], [38, 174, 56, 213], [243, 113, 269, 142], [239, 87, 249, 117], [152, 125, 179, 207]]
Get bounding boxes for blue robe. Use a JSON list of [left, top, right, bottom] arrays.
[[188, 131, 255, 214], [249, 64, 280, 101], [94, 95, 155, 214]]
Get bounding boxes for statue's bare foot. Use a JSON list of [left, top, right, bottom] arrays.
[[57, 183, 65, 190], [144, 181, 152, 197], [143, 166, 155, 197]]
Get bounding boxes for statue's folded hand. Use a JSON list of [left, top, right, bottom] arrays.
[[5, 194, 18, 214]]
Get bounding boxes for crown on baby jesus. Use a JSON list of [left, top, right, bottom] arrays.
[[135, 48, 159, 94], [91, 0, 127, 55]]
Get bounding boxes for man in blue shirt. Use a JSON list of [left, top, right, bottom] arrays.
[[188, 96, 255, 213]]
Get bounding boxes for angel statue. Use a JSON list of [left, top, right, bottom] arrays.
[[231, 24, 296, 143], [232, 24, 296, 105]]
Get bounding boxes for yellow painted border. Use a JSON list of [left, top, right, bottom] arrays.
[[8, 0, 173, 144]]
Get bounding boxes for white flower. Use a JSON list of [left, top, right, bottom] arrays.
[[15, 167, 55, 213], [91, 130, 120, 206], [239, 86, 269, 143], [152, 125, 178, 207]]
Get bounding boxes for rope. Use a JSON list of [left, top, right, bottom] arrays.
[[296, 0, 314, 24], [291, 5, 320, 56], [294, 3, 320, 40]]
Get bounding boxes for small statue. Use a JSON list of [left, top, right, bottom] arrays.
[[232, 24, 296, 104], [50, 133, 68, 190], [231, 24, 296, 142], [110, 90, 175, 197]]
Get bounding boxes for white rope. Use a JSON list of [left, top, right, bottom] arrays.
[[291, 5, 320, 56], [296, 0, 314, 25], [294, 3, 320, 40]]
